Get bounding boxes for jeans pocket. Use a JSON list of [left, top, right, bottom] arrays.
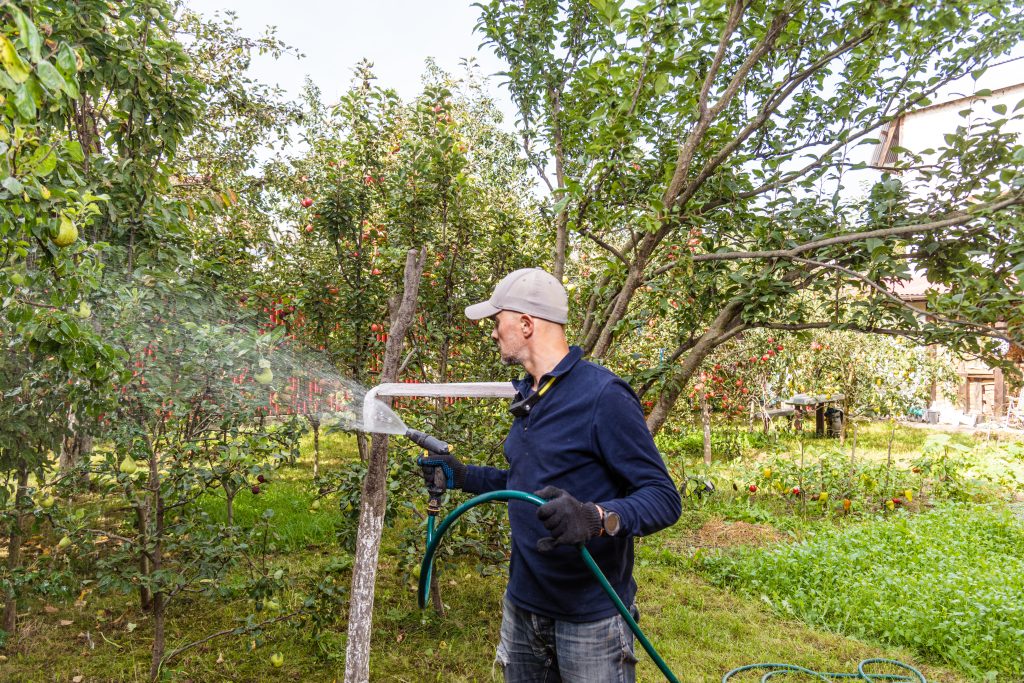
[[493, 640, 510, 679], [618, 610, 639, 666]]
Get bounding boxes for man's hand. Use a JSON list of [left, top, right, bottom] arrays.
[[418, 452, 466, 491], [534, 486, 603, 552]]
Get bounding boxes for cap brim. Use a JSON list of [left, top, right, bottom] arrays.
[[465, 301, 501, 320]]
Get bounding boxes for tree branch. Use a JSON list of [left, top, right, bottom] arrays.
[[687, 193, 1024, 264], [787, 256, 1016, 342]]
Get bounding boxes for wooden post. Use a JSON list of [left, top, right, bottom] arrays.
[[344, 248, 426, 683]]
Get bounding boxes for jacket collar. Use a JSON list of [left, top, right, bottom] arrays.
[[512, 345, 584, 397]]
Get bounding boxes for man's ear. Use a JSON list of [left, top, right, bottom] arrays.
[[519, 313, 535, 338]]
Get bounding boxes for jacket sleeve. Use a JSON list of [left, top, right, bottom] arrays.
[[463, 464, 508, 494], [591, 380, 681, 537]]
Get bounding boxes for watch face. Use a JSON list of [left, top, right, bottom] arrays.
[[605, 511, 621, 536]]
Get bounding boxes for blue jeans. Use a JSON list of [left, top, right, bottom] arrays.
[[495, 594, 638, 683]]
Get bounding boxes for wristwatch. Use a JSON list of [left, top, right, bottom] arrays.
[[597, 505, 621, 537]]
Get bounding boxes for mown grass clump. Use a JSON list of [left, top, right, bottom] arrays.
[[700, 503, 1024, 679]]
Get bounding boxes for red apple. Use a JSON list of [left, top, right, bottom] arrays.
[[749, 484, 757, 493], [301, 198, 313, 208]]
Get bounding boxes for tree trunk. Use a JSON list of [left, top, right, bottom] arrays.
[[356, 433, 368, 463], [225, 486, 235, 528], [308, 414, 321, 479], [647, 301, 745, 434], [136, 503, 152, 611], [700, 395, 712, 466], [148, 451, 165, 681], [344, 248, 426, 683], [149, 498, 165, 681], [3, 461, 29, 635]]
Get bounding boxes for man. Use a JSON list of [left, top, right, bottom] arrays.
[[422, 267, 681, 682]]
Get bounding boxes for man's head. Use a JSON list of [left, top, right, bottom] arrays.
[[465, 268, 569, 367]]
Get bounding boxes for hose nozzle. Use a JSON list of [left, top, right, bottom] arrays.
[[405, 428, 450, 456]]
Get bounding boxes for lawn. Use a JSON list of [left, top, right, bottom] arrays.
[[1, 422, 1019, 682]]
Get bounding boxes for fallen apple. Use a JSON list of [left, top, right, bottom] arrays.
[[270, 652, 284, 668], [58, 535, 72, 550], [251, 484, 261, 495], [748, 484, 757, 493]]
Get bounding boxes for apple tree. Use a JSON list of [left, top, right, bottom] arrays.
[[477, 0, 1024, 433]]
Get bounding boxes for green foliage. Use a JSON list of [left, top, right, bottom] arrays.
[[478, 0, 1024, 430], [701, 503, 1024, 679]]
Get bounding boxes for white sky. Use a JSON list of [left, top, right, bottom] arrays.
[[186, 0, 517, 124], [185, 0, 1022, 181]]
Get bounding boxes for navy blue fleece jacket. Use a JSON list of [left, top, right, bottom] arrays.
[[463, 346, 681, 622]]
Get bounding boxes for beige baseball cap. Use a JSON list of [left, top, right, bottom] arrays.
[[465, 268, 568, 324]]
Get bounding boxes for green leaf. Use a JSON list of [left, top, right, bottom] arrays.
[[10, 6, 42, 63], [0, 69, 17, 92], [29, 145, 56, 177], [62, 72, 80, 99], [0, 36, 31, 84], [653, 72, 669, 95], [992, 103, 1007, 116], [56, 43, 77, 74], [13, 82, 37, 120], [35, 60, 67, 95], [65, 140, 84, 163], [2, 176, 24, 194]]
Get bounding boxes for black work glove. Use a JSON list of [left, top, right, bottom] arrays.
[[534, 486, 603, 552], [418, 452, 467, 490]]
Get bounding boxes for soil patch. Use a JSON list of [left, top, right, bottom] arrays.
[[670, 518, 784, 551]]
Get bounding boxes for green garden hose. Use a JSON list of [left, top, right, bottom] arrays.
[[418, 490, 928, 683]]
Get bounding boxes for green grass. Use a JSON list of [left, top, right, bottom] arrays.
[[700, 503, 1024, 680], [2, 425, 1016, 681]]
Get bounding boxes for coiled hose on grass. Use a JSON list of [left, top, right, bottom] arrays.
[[418, 490, 928, 683]]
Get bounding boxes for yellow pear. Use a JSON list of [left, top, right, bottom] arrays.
[[53, 216, 78, 247], [120, 456, 139, 475]]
